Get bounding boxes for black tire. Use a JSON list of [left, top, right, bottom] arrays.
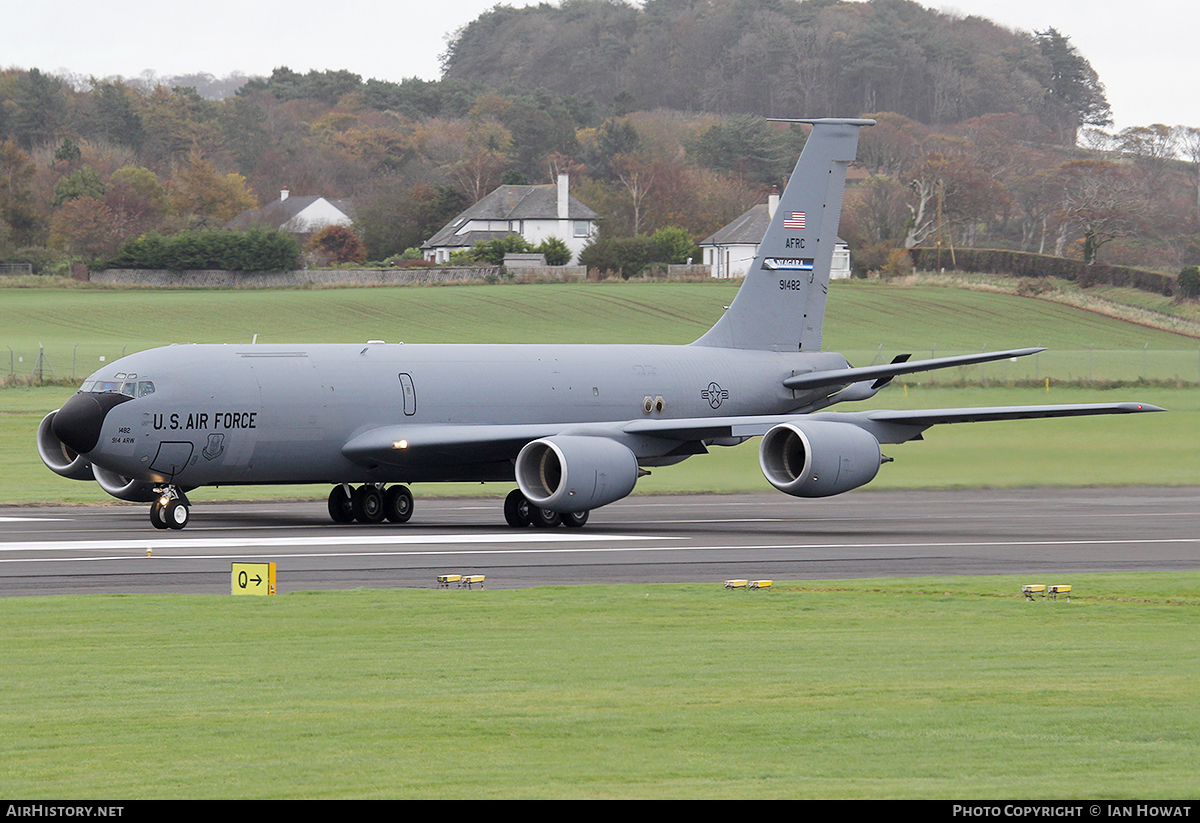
[[531, 506, 562, 529], [504, 489, 533, 528], [165, 499, 189, 530], [328, 486, 354, 523], [150, 500, 168, 530], [384, 485, 414, 523], [562, 510, 589, 528], [352, 485, 386, 523]]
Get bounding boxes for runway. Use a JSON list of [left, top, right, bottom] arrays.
[[1, 487, 1198, 595]]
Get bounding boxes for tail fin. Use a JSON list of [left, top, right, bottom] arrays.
[[693, 118, 873, 351]]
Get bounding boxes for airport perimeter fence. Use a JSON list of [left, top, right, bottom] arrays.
[[6, 342, 1200, 388]]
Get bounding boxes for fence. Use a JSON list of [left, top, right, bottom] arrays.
[[7, 343, 1200, 387], [0, 263, 34, 277]]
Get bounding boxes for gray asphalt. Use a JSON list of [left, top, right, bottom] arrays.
[[1, 487, 1197, 595]]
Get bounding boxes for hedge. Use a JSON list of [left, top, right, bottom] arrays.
[[108, 229, 300, 272], [908, 247, 1176, 297]]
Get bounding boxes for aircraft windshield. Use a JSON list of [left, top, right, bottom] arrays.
[[79, 380, 155, 398]]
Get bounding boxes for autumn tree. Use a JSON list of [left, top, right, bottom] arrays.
[[168, 150, 257, 228], [1053, 160, 1147, 264], [305, 224, 366, 265]]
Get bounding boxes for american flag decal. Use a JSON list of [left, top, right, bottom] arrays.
[[783, 211, 806, 230]]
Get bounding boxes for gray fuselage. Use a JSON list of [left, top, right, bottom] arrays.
[[84, 342, 850, 487]]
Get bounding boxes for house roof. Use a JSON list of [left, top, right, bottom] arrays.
[[701, 203, 847, 247], [225, 196, 355, 232], [423, 183, 598, 249], [701, 204, 772, 246]]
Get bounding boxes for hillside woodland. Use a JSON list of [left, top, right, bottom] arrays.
[[0, 0, 1197, 274]]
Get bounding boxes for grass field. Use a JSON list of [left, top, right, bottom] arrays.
[[2, 575, 1197, 798]]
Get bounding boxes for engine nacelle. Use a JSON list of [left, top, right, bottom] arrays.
[[759, 420, 882, 498], [93, 465, 161, 503], [515, 435, 639, 513], [37, 410, 94, 481]]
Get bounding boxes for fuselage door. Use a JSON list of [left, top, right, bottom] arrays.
[[399, 373, 417, 416]]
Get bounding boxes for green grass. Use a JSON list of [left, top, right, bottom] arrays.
[[3, 280, 1198, 384], [2, 574, 1197, 798]]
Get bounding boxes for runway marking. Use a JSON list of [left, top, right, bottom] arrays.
[[0, 531, 677, 555], [4, 536, 1200, 565], [0, 516, 66, 522]]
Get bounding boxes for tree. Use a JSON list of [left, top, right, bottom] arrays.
[[305, 225, 366, 265], [1053, 160, 1147, 264], [1118, 124, 1177, 193], [168, 150, 257, 228], [535, 236, 571, 265], [1035, 28, 1111, 146], [0, 138, 38, 246]]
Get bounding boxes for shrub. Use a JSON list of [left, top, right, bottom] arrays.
[[1179, 266, 1200, 300]]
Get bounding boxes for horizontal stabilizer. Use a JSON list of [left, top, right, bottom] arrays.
[[782, 347, 1045, 391], [860, 402, 1166, 428]]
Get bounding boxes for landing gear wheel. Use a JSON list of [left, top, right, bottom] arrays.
[[164, 499, 189, 530], [504, 489, 533, 528], [328, 485, 354, 523], [150, 499, 168, 530], [384, 485, 414, 523], [531, 506, 562, 529], [563, 510, 589, 528], [352, 485, 386, 523]]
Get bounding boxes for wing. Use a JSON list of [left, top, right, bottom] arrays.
[[342, 402, 1165, 469]]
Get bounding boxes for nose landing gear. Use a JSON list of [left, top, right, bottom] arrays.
[[150, 487, 190, 530]]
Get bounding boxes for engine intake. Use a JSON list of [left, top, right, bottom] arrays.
[[93, 465, 161, 503], [515, 435, 639, 513], [37, 410, 94, 481], [759, 420, 882, 497]]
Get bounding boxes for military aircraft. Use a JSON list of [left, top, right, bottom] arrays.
[[38, 118, 1161, 530]]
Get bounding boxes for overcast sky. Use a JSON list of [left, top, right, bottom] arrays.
[[6, 0, 1196, 133]]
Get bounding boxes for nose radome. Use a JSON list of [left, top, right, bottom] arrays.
[[52, 391, 134, 455]]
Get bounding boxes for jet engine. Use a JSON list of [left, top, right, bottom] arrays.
[[93, 465, 161, 503], [37, 410, 94, 481], [759, 420, 882, 498], [515, 435, 639, 513]]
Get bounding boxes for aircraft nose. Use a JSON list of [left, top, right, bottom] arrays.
[[52, 391, 134, 455]]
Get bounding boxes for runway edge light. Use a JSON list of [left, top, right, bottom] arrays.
[[232, 562, 277, 595]]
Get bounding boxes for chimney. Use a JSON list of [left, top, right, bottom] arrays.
[[557, 173, 569, 221], [767, 186, 779, 219], [280, 188, 290, 202]]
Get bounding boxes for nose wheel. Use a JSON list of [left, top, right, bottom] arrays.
[[150, 488, 190, 530]]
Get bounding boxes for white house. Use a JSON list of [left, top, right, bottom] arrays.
[[422, 174, 598, 264], [226, 189, 355, 236], [700, 192, 850, 279]]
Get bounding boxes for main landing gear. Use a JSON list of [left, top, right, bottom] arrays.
[[325, 485, 589, 528], [327, 484, 414, 525], [149, 487, 190, 530], [504, 489, 588, 529]]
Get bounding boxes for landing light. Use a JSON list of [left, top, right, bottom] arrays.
[[393, 439, 408, 449]]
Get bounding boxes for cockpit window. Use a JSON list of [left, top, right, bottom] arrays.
[[80, 380, 154, 397]]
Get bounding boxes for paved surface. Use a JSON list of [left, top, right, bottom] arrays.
[[1, 488, 1197, 595]]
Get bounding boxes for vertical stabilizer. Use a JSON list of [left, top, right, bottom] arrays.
[[693, 118, 872, 351]]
